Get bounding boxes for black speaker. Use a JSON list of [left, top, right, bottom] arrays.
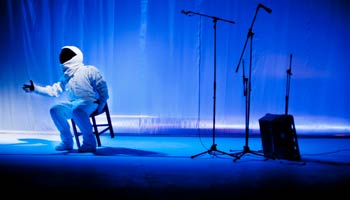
[[259, 114, 301, 161]]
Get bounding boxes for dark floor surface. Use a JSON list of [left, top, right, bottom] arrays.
[[0, 132, 349, 199]]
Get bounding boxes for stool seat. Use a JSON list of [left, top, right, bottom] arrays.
[[71, 103, 114, 148]]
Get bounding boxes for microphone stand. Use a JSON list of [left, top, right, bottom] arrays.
[[285, 54, 292, 115], [181, 10, 236, 159], [231, 5, 274, 162]]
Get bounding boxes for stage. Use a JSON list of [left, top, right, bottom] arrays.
[[0, 132, 349, 199]]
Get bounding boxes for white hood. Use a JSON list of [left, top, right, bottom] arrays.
[[61, 46, 84, 77]]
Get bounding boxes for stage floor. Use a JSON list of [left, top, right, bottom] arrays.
[[0, 132, 349, 199]]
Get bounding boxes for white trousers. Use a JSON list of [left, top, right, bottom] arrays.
[[49, 99, 98, 148]]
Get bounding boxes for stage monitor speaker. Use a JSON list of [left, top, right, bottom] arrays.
[[259, 114, 301, 161]]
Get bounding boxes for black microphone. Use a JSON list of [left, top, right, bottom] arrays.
[[258, 4, 272, 14], [181, 10, 190, 15]]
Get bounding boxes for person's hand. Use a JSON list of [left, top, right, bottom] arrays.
[[22, 80, 34, 92], [96, 101, 106, 114]]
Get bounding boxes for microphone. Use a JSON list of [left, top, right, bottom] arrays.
[[181, 10, 191, 15], [258, 4, 272, 14]]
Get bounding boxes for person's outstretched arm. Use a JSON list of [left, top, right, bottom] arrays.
[[22, 80, 63, 97]]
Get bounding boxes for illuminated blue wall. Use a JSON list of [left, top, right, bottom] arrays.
[[0, 0, 349, 135]]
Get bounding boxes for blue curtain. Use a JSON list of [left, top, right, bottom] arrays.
[[0, 0, 349, 135]]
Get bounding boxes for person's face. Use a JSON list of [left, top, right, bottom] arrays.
[[59, 48, 76, 64]]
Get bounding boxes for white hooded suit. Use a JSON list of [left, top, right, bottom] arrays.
[[34, 46, 109, 151]]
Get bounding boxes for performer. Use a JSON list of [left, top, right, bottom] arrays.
[[23, 46, 109, 152]]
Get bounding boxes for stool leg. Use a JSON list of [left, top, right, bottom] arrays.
[[105, 105, 115, 138], [91, 116, 102, 147], [71, 120, 81, 149]]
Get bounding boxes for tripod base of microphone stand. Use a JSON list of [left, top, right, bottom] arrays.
[[231, 145, 275, 162], [191, 144, 235, 159]]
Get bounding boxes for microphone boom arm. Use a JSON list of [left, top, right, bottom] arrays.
[[235, 6, 259, 72], [181, 10, 235, 24]]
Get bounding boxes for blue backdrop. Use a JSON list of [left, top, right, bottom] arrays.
[[0, 0, 349, 135]]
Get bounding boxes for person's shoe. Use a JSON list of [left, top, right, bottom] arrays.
[[55, 143, 73, 151], [78, 144, 96, 153]]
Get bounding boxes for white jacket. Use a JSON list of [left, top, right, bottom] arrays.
[[34, 46, 109, 103]]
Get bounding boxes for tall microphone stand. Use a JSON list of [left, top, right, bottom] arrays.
[[231, 4, 274, 162], [181, 10, 236, 159]]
